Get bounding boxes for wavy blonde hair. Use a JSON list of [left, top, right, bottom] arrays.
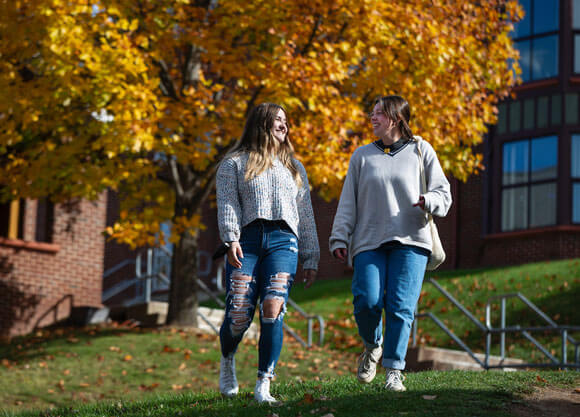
[[233, 103, 302, 188]]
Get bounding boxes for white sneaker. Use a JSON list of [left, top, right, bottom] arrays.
[[385, 368, 406, 392], [357, 346, 382, 383], [219, 354, 239, 397], [254, 377, 279, 404]]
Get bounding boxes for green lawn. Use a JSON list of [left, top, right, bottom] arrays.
[[3, 369, 579, 417], [1, 258, 579, 415]]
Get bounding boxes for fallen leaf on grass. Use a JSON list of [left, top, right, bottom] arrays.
[[109, 346, 121, 352], [536, 375, 548, 383], [298, 393, 315, 405], [172, 384, 184, 391], [139, 383, 159, 391], [123, 355, 133, 362], [178, 362, 187, 371], [79, 382, 90, 388], [422, 395, 437, 400]]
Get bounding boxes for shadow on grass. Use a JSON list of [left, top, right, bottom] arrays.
[[8, 386, 523, 417]]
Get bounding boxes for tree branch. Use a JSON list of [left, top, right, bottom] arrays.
[[156, 59, 179, 100], [169, 158, 185, 198], [299, 14, 322, 56]]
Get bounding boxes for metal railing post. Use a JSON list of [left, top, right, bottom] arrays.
[[500, 297, 506, 360], [562, 330, 568, 368], [145, 248, 153, 303]]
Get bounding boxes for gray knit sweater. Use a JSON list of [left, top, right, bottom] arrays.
[[216, 152, 320, 270], [329, 137, 452, 262]]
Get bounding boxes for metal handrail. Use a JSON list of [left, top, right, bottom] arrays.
[[412, 278, 580, 370]]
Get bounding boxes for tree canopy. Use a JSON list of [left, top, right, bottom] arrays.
[[0, 0, 521, 324]]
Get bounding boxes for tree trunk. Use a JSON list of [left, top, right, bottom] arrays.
[[166, 226, 199, 327]]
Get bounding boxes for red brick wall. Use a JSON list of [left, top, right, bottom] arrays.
[[0, 194, 107, 338]]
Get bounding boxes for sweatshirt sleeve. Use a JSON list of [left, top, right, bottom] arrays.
[[216, 157, 242, 242], [295, 160, 320, 271], [420, 141, 452, 217], [329, 150, 360, 254]]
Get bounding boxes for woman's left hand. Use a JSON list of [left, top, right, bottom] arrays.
[[303, 269, 317, 289], [413, 195, 425, 210]]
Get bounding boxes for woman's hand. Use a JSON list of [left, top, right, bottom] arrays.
[[413, 195, 425, 210], [227, 241, 244, 268], [333, 248, 348, 263], [303, 269, 317, 289]]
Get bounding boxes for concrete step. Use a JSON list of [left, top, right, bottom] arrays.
[[197, 306, 259, 340], [407, 346, 524, 371], [116, 302, 259, 339]]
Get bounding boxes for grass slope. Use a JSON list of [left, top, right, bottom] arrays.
[[3, 370, 579, 417]]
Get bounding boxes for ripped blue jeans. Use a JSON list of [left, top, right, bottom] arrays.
[[219, 219, 298, 379]]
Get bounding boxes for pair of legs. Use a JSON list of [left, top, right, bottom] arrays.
[[352, 242, 429, 371], [220, 220, 298, 390]]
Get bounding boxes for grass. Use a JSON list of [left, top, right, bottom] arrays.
[[3, 369, 579, 416], [1, 258, 579, 415], [0, 325, 357, 413]]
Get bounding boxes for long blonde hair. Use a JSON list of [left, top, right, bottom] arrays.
[[233, 103, 302, 188]]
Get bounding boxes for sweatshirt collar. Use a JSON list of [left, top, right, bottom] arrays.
[[372, 138, 410, 156]]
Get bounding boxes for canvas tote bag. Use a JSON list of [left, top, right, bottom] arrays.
[[414, 137, 446, 270]]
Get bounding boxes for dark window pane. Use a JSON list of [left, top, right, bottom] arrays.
[[575, 0, 580, 30], [552, 94, 561, 125], [503, 140, 529, 185], [533, 0, 559, 34], [530, 183, 557, 227], [516, 40, 531, 82], [572, 135, 580, 178], [537, 96, 548, 127], [497, 103, 507, 134], [574, 183, 580, 223], [510, 101, 521, 133], [502, 187, 528, 231], [575, 35, 580, 73], [524, 99, 534, 130], [532, 35, 558, 80], [565, 93, 579, 125], [530, 136, 557, 181], [514, 0, 531, 38]]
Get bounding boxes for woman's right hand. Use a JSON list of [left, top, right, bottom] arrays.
[[333, 248, 348, 263], [227, 241, 244, 268]]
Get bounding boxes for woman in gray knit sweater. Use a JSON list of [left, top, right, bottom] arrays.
[[216, 103, 319, 404], [330, 95, 452, 391]]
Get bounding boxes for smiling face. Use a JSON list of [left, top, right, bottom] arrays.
[[370, 102, 395, 138], [271, 108, 288, 143]]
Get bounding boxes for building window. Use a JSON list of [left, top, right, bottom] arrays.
[[0, 199, 25, 240], [574, 0, 580, 73], [513, 0, 559, 82], [572, 135, 580, 223], [501, 136, 558, 231], [35, 198, 54, 243]]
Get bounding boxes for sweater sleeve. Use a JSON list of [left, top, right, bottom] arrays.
[[420, 141, 452, 217], [329, 150, 360, 254], [295, 161, 320, 271], [216, 157, 242, 242]]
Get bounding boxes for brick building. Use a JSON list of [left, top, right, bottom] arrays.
[[0, 196, 107, 338]]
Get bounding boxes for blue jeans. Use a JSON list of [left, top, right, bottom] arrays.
[[220, 220, 298, 378], [352, 243, 429, 370]]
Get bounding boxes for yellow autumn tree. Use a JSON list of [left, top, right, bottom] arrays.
[[0, 0, 521, 325]]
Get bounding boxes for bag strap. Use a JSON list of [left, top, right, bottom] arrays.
[[414, 137, 432, 222]]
